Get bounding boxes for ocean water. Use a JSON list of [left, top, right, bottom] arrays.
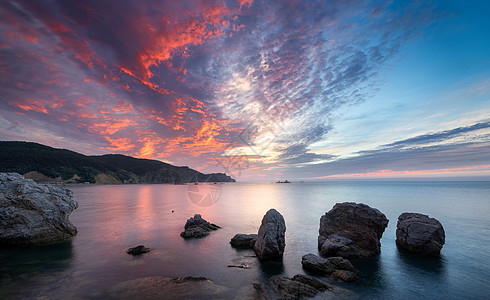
[[0, 181, 489, 299]]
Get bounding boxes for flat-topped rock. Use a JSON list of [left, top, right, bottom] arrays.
[[109, 276, 227, 299], [127, 245, 150, 255], [318, 202, 388, 258], [253, 274, 332, 300], [230, 234, 257, 248], [301, 253, 357, 282], [254, 209, 286, 260], [396, 212, 445, 255], [0, 172, 78, 245], [180, 214, 220, 238]]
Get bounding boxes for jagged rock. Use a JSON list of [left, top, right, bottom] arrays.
[[0, 172, 78, 245], [396, 212, 445, 255], [301, 253, 357, 282], [253, 274, 332, 300], [318, 202, 388, 258], [109, 276, 227, 299], [180, 214, 220, 238], [254, 209, 286, 260], [230, 234, 257, 248], [127, 245, 150, 255]]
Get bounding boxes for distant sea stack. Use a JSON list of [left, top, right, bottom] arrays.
[[0, 141, 235, 184], [0, 173, 78, 245]]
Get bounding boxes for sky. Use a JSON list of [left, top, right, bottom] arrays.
[[0, 0, 489, 181]]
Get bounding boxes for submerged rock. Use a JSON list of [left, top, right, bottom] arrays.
[[230, 233, 257, 248], [253, 274, 332, 300], [109, 276, 227, 299], [254, 209, 286, 260], [127, 245, 150, 255], [396, 212, 445, 255], [180, 214, 220, 238], [301, 253, 358, 282], [0, 172, 78, 245], [318, 202, 388, 258]]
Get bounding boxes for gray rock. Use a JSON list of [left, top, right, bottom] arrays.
[[253, 274, 332, 300], [318, 202, 388, 257], [109, 276, 227, 299], [230, 233, 257, 248], [396, 212, 445, 255], [0, 172, 78, 245], [127, 245, 150, 255], [254, 209, 286, 260], [180, 214, 220, 238], [301, 253, 357, 282]]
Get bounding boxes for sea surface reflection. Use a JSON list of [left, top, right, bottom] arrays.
[[0, 181, 488, 299]]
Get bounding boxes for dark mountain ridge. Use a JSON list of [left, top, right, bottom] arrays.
[[0, 141, 235, 184]]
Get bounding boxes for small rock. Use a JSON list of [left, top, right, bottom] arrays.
[[127, 245, 150, 255], [227, 263, 250, 269], [254, 209, 286, 260], [109, 276, 227, 299], [301, 253, 357, 282], [180, 214, 220, 239], [318, 202, 388, 257], [331, 270, 358, 282], [253, 274, 333, 299], [396, 212, 445, 255], [230, 234, 257, 248]]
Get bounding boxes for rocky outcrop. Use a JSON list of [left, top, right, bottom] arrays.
[[180, 214, 220, 238], [109, 276, 227, 299], [301, 253, 358, 282], [254, 209, 286, 260], [396, 213, 445, 255], [0, 173, 78, 245], [127, 245, 150, 255], [230, 234, 257, 248], [253, 274, 332, 300], [318, 202, 388, 258]]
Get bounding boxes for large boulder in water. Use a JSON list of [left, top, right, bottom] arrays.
[[254, 209, 286, 260], [396, 213, 445, 255], [318, 202, 388, 258], [180, 214, 220, 238], [0, 173, 78, 245]]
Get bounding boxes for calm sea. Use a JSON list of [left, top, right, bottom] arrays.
[[1, 181, 489, 299]]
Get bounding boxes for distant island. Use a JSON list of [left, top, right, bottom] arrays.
[[0, 141, 235, 184]]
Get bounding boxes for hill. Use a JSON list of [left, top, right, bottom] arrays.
[[0, 141, 235, 184]]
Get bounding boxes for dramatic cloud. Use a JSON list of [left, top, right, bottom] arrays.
[[2, 0, 486, 179]]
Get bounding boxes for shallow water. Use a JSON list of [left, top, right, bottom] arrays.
[[1, 181, 489, 299]]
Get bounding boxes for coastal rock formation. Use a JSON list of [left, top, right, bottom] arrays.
[[0, 172, 78, 245], [127, 245, 150, 255], [109, 276, 227, 299], [318, 202, 388, 258], [396, 213, 445, 255], [230, 234, 257, 248], [301, 253, 358, 282], [253, 274, 332, 300], [180, 214, 220, 238], [254, 209, 286, 260]]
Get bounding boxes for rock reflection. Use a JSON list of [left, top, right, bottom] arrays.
[[396, 246, 447, 275], [0, 241, 74, 297]]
